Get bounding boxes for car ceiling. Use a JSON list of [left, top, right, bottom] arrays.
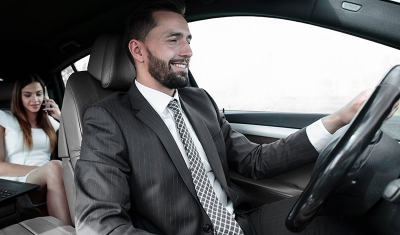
[[1, 0, 400, 82]]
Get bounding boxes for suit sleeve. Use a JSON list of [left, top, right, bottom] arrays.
[[75, 105, 154, 235], [204, 90, 319, 179]]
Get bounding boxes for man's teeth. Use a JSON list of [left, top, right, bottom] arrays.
[[172, 63, 186, 68]]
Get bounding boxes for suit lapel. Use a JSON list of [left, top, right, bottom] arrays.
[[180, 99, 230, 194], [128, 83, 198, 200]]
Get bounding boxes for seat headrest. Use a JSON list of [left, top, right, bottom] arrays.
[[88, 35, 136, 90]]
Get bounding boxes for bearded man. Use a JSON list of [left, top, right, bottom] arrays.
[[75, 0, 376, 234]]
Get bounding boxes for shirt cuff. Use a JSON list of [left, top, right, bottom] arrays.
[[306, 119, 332, 153]]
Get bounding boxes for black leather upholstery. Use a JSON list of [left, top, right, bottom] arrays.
[[58, 34, 136, 225], [88, 34, 136, 90]]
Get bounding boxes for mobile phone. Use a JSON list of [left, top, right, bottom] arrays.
[[44, 87, 51, 109]]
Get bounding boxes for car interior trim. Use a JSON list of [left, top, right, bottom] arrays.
[[230, 123, 298, 139], [341, 2, 362, 12]]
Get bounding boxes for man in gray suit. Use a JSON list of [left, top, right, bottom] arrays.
[[75, 0, 377, 234]]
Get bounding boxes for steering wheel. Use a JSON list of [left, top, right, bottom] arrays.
[[285, 65, 400, 232]]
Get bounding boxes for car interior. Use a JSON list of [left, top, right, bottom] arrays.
[[1, 0, 400, 234]]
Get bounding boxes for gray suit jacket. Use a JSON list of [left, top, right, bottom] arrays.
[[75, 83, 319, 235]]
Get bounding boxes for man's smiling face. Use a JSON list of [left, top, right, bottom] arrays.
[[143, 11, 193, 89]]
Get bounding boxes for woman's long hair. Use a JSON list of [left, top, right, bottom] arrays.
[[11, 73, 57, 152]]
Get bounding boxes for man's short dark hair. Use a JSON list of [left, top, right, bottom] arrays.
[[123, 0, 186, 65]]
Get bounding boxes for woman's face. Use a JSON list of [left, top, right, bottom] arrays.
[[21, 82, 44, 114]]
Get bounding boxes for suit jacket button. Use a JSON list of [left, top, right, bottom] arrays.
[[203, 224, 214, 233]]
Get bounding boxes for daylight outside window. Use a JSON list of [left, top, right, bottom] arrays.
[[188, 17, 400, 115], [61, 55, 90, 85]]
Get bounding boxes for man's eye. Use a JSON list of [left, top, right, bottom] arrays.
[[168, 38, 179, 43]]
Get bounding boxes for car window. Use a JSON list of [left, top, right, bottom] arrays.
[[61, 55, 90, 85], [188, 17, 400, 115], [74, 55, 90, 71]]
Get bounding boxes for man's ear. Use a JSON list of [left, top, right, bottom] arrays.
[[128, 39, 144, 63]]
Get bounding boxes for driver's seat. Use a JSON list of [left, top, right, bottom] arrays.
[[58, 34, 136, 226]]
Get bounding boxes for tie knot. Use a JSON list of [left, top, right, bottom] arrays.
[[168, 99, 180, 113]]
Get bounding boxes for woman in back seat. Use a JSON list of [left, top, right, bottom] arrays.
[[0, 73, 71, 225]]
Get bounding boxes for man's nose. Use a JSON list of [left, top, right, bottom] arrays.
[[180, 41, 192, 58]]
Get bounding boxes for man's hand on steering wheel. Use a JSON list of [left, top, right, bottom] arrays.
[[322, 89, 398, 134]]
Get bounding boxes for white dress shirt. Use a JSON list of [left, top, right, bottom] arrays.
[[135, 80, 332, 215]]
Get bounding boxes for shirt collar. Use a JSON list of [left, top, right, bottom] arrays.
[[135, 80, 180, 115]]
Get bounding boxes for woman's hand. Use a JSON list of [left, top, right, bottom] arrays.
[[43, 98, 61, 121]]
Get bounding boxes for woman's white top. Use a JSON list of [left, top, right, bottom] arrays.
[[0, 110, 59, 182]]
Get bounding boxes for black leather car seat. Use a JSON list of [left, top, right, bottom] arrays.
[[58, 34, 136, 225], [0, 34, 135, 234]]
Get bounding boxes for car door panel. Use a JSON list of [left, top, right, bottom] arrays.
[[225, 111, 324, 205], [226, 111, 400, 206]]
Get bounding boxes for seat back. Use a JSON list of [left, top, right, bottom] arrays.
[[0, 81, 15, 110], [58, 35, 136, 224]]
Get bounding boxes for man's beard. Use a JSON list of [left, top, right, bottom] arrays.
[[147, 48, 189, 89]]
